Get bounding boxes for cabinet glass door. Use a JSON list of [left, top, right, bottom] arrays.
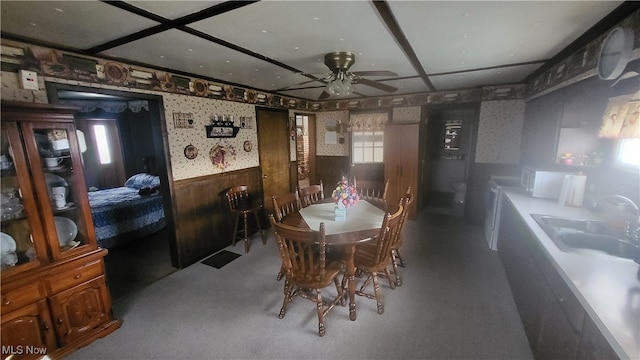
[[0, 123, 49, 274], [23, 123, 97, 259]]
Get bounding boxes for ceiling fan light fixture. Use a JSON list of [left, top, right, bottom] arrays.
[[326, 71, 353, 97]]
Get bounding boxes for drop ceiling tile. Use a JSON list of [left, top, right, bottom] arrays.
[[430, 63, 543, 90], [389, 1, 622, 74], [0, 0, 160, 49], [189, 1, 417, 77], [101, 29, 309, 91]]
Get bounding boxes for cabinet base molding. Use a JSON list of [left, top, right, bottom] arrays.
[[49, 319, 121, 359]]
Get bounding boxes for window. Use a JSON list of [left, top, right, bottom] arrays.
[[351, 130, 384, 163], [616, 138, 640, 168], [92, 124, 112, 164]]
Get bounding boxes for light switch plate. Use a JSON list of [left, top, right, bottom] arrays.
[[20, 70, 39, 90]]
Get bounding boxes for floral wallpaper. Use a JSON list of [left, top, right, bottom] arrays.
[[392, 106, 421, 123], [2, 74, 259, 180], [316, 111, 350, 156], [163, 95, 259, 180], [475, 100, 525, 164], [1, 70, 48, 103]]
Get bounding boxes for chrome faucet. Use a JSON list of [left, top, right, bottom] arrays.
[[596, 195, 640, 244]]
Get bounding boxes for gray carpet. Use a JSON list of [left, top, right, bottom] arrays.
[[70, 211, 533, 360], [103, 228, 177, 302]]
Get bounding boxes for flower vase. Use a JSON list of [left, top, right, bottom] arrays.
[[334, 202, 347, 222]]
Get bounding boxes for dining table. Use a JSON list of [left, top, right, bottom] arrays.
[[280, 198, 391, 321]]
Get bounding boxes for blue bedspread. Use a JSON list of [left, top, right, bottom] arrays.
[[88, 187, 165, 248]]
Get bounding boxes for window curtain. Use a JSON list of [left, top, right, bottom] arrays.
[[58, 99, 149, 113], [348, 112, 388, 131], [599, 90, 640, 139]]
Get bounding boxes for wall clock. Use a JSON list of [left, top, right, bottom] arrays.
[[597, 27, 634, 80]]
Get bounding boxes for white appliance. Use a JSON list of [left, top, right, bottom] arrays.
[[484, 176, 521, 251], [521, 166, 576, 199]]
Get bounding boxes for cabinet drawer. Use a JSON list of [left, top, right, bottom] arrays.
[[1, 282, 45, 314], [45, 260, 104, 294]]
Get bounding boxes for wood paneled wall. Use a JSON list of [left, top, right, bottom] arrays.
[[351, 163, 385, 182], [316, 156, 351, 188], [171, 167, 263, 267]]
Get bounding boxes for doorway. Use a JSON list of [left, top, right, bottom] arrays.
[[423, 104, 479, 217], [294, 113, 316, 189], [45, 82, 178, 301]]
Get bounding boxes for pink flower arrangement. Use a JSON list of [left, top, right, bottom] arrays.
[[331, 177, 359, 209]]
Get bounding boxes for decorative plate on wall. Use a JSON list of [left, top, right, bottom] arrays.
[[104, 62, 127, 83], [193, 80, 207, 96], [184, 144, 198, 160]]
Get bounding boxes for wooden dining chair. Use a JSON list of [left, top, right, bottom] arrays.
[[271, 191, 301, 222], [271, 191, 301, 281], [225, 185, 266, 253], [354, 176, 389, 202], [268, 214, 344, 337], [390, 187, 413, 287], [298, 180, 324, 208], [353, 204, 403, 314]]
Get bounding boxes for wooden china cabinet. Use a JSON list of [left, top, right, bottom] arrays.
[[0, 101, 120, 359]]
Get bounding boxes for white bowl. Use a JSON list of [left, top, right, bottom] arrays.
[[54, 216, 78, 246]]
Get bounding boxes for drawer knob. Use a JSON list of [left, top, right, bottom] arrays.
[[74, 274, 81, 279], [2, 297, 10, 306], [57, 318, 63, 325]]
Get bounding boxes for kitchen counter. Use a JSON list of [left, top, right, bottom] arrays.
[[503, 189, 639, 360]]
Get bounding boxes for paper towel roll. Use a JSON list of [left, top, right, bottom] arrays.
[[559, 174, 587, 207]]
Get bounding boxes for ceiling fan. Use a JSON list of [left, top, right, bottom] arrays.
[[293, 51, 399, 100]]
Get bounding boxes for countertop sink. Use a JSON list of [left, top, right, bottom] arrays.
[[531, 214, 639, 261]]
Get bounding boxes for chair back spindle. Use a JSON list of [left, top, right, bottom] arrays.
[[268, 214, 343, 336], [299, 180, 324, 208], [271, 191, 301, 222]]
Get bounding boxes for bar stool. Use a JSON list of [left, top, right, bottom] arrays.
[[225, 185, 266, 253]]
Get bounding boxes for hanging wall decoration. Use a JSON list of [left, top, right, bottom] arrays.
[[173, 112, 195, 129], [184, 144, 198, 160], [243, 140, 252, 152], [209, 142, 237, 170]]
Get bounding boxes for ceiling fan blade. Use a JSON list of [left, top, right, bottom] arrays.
[[318, 90, 331, 100], [355, 78, 398, 93], [297, 78, 326, 86], [351, 70, 398, 77]]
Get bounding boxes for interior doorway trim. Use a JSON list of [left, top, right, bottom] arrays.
[[44, 81, 180, 267]]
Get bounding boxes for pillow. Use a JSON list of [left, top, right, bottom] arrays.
[[124, 173, 160, 190]]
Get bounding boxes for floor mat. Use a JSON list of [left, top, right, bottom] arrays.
[[201, 250, 242, 269]]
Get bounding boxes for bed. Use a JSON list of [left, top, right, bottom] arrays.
[[88, 173, 165, 248]]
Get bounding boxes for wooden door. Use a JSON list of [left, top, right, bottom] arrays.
[[307, 114, 317, 185], [257, 108, 290, 215]]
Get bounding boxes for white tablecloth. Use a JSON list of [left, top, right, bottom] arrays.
[[298, 200, 385, 235]]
